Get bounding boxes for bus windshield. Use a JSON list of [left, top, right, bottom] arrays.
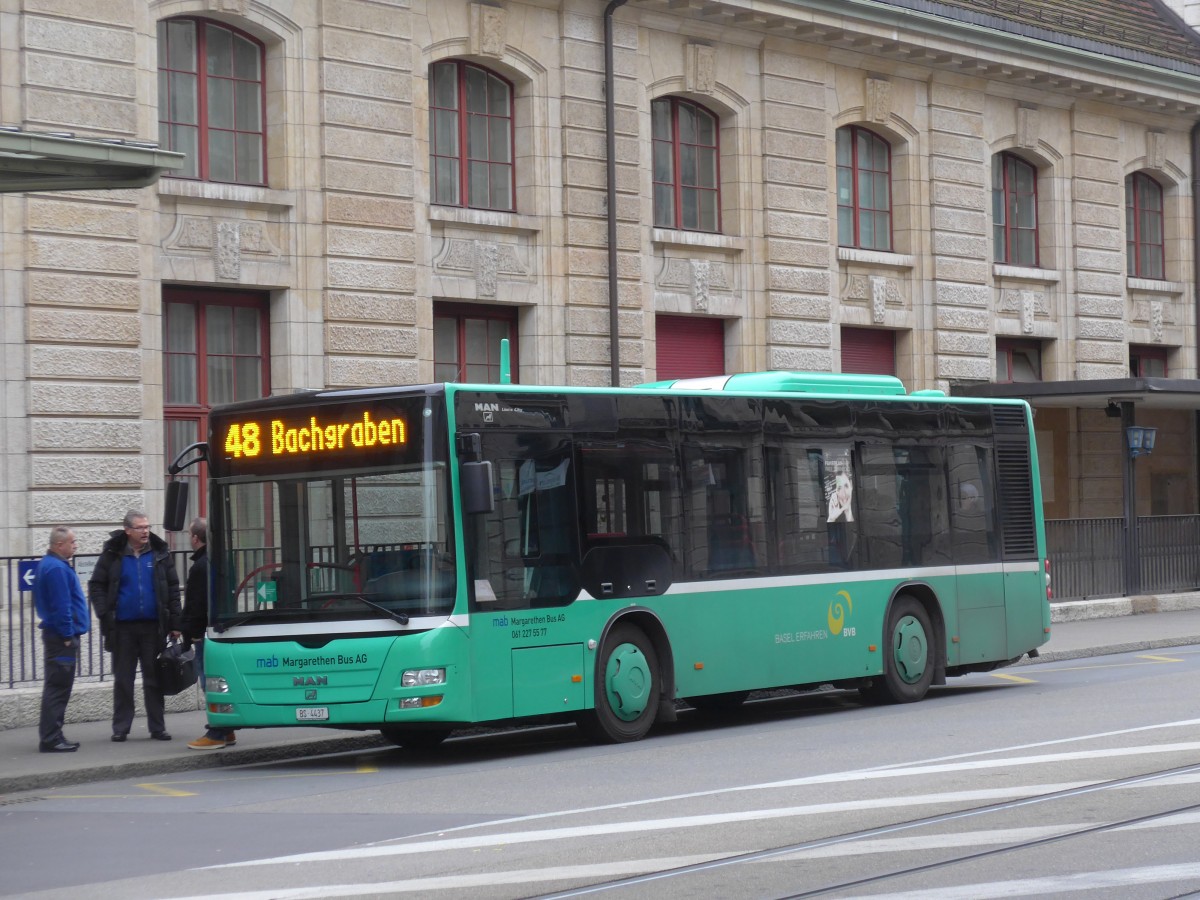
[[210, 460, 456, 630]]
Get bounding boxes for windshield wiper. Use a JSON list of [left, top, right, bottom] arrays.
[[319, 593, 409, 625], [213, 611, 263, 633]]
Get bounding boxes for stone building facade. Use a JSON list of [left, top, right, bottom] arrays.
[[3, 0, 1200, 557]]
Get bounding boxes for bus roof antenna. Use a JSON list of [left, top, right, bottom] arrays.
[[500, 338, 511, 384]]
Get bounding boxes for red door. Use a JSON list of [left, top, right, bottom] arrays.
[[841, 327, 895, 375], [656, 315, 725, 380]]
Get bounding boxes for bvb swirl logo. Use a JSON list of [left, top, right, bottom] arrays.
[[828, 590, 852, 635]]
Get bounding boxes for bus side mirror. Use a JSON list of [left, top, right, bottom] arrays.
[[164, 480, 189, 532], [461, 460, 495, 514]]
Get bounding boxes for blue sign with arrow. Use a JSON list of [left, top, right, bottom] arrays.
[[18, 560, 37, 593]]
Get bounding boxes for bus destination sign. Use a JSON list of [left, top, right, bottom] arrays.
[[224, 410, 406, 460], [211, 397, 428, 476]]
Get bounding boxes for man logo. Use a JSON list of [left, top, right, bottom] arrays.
[[305, 689, 318, 700], [293, 675, 328, 686]]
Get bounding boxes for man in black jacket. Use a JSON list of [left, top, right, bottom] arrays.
[[88, 509, 182, 742], [182, 517, 235, 750]]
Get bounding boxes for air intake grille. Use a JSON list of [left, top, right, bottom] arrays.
[[993, 406, 1037, 560]]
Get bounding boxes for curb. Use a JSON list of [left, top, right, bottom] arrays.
[[0, 732, 391, 796]]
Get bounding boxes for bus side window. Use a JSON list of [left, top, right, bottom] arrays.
[[948, 444, 998, 563]]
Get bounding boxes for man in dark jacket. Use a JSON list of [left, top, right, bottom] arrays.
[[181, 517, 236, 750], [88, 509, 182, 742]]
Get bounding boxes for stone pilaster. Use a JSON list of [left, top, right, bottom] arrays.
[[560, 9, 641, 386], [928, 81, 991, 389], [760, 46, 832, 373], [1071, 107, 1127, 379], [320, 0, 418, 388]]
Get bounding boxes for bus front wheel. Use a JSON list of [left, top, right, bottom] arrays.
[[580, 623, 660, 743], [862, 595, 934, 704]]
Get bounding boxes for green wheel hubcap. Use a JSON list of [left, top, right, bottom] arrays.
[[892, 615, 928, 684], [605, 642, 651, 721]]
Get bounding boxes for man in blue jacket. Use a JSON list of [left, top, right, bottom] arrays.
[[33, 526, 89, 753], [88, 510, 182, 742]]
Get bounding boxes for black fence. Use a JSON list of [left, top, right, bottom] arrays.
[[0, 551, 192, 689]]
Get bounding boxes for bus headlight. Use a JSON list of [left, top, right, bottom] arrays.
[[402, 667, 445, 687], [208, 703, 234, 714], [206, 676, 229, 693]]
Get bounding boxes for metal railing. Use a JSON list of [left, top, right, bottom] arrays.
[[0, 551, 192, 689], [1044, 515, 1200, 601]]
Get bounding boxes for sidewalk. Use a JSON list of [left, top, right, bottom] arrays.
[[3, 594, 1200, 796]]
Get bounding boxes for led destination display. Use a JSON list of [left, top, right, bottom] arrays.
[[210, 396, 431, 476], [224, 411, 406, 459]]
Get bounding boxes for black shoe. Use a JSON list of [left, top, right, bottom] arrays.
[[39, 740, 79, 753], [150, 731, 172, 741], [111, 733, 127, 742]]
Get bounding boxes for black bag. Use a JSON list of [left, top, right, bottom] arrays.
[[156, 636, 197, 696]]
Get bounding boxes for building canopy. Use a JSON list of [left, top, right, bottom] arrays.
[[952, 378, 1200, 411], [0, 127, 184, 193]]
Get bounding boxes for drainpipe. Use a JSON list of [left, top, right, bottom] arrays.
[[1193, 120, 1200, 378], [1193, 122, 1200, 525], [604, 0, 628, 387]]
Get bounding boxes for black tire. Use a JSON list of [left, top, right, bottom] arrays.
[[379, 726, 451, 750], [686, 691, 749, 713], [861, 595, 935, 704], [579, 623, 660, 743]]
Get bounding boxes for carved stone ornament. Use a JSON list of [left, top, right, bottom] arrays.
[[433, 237, 531, 297], [1151, 301, 1164, 342], [844, 274, 902, 314], [215, 222, 241, 280], [471, 3, 507, 59], [686, 44, 716, 96], [1017, 106, 1039, 150], [207, 0, 247, 14], [998, 288, 1048, 327], [691, 259, 710, 310], [865, 78, 891, 124], [173, 217, 213, 251], [475, 241, 499, 297], [656, 257, 732, 312], [1147, 131, 1166, 171]]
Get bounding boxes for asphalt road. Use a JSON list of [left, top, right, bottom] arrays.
[[4, 643, 1200, 899]]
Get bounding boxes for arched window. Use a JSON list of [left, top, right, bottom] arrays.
[[836, 126, 891, 251], [157, 18, 266, 185], [651, 97, 720, 232], [993, 153, 1038, 266], [1126, 172, 1165, 279], [429, 61, 514, 211]]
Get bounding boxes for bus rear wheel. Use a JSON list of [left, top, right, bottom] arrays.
[[861, 595, 934, 704], [380, 726, 451, 750], [580, 623, 660, 743]]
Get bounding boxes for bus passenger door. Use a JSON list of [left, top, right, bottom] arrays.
[[466, 435, 581, 719], [949, 448, 1005, 665]]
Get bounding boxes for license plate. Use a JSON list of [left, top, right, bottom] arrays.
[[295, 707, 329, 722]]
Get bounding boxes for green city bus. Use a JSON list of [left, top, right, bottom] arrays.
[[166, 370, 1051, 746]]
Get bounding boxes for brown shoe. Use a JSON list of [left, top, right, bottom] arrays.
[[187, 735, 226, 750]]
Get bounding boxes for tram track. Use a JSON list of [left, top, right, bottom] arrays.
[[531, 761, 1200, 899]]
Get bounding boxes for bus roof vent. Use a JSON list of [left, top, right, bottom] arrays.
[[722, 371, 907, 396]]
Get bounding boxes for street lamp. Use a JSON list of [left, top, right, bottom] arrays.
[[1126, 425, 1157, 458]]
